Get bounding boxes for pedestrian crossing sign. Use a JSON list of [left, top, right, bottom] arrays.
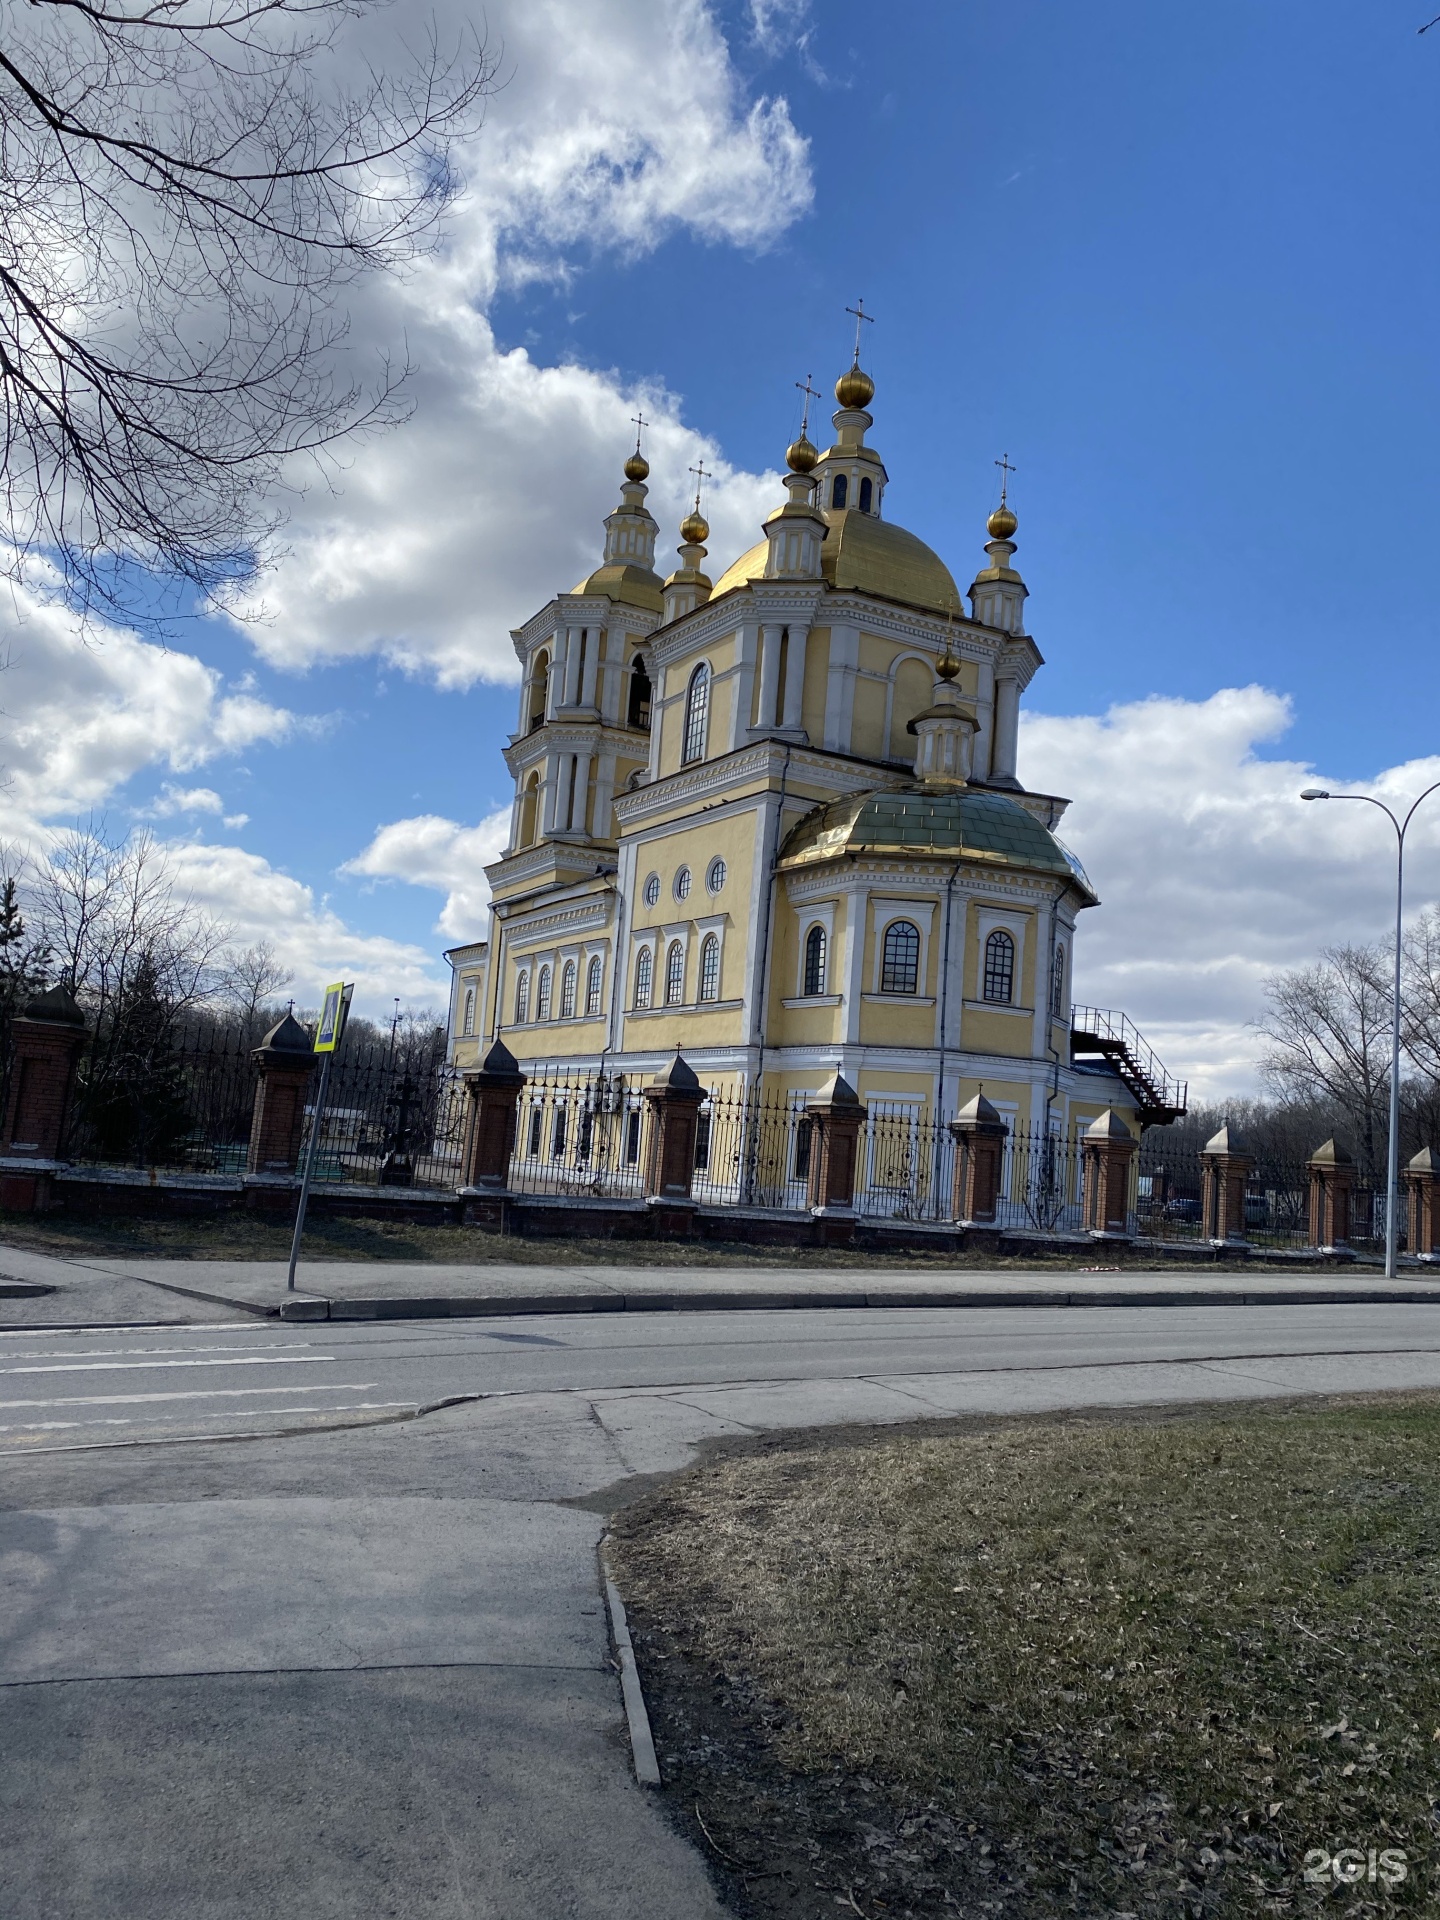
[[314, 981, 353, 1053]]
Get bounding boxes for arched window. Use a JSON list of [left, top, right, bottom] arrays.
[[536, 965, 552, 1021], [519, 772, 540, 848], [627, 660, 652, 731], [803, 924, 827, 997], [858, 476, 873, 514], [633, 945, 653, 1010], [528, 650, 549, 730], [1051, 942, 1066, 1017], [461, 986, 475, 1036], [665, 940, 685, 1006], [698, 935, 721, 1002], [881, 920, 920, 995], [560, 961, 577, 1020], [515, 970, 530, 1024], [831, 472, 848, 510], [585, 955, 603, 1016], [983, 929, 1016, 1004], [682, 662, 710, 764]]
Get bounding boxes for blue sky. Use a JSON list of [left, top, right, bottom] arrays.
[[11, 0, 1440, 1091]]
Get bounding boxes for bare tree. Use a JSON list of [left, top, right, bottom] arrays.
[[0, 0, 494, 618], [221, 936, 292, 1041], [1254, 943, 1394, 1174]]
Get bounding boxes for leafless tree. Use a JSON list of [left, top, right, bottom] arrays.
[[221, 936, 292, 1040], [1254, 943, 1393, 1173], [0, 0, 494, 619]]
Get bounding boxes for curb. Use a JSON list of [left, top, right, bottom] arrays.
[[601, 1552, 660, 1788], [262, 1283, 1440, 1321]]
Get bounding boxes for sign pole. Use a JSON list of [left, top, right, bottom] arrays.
[[287, 981, 352, 1294]]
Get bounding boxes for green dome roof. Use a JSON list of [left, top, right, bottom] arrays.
[[778, 786, 1096, 900]]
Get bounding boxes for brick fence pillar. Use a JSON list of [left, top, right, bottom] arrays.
[[0, 985, 87, 1211], [805, 1073, 868, 1233], [948, 1092, 1008, 1224], [460, 1038, 526, 1191], [246, 1012, 318, 1175], [1201, 1124, 1254, 1244], [1307, 1138, 1354, 1250], [1081, 1108, 1138, 1236], [1405, 1146, 1440, 1260], [642, 1054, 705, 1219]]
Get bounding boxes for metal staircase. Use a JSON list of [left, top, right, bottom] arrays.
[[1069, 1006, 1187, 1129]]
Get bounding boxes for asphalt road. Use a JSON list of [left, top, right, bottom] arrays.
[[11, 1301, 1440, 1918], [7, 1300, 1440, 1451]]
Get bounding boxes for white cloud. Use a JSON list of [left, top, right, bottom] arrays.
[[223, 0, 810, 687], [344, 805, 514, 940], [167, 841, 449, 1013], [143, 785, 225, 818], [1023, 687, 1440, 1101], [0, 575, 296, 831]]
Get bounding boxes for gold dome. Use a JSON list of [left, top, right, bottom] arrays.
[[987, 502, 1018, 540], [786, 432, 819, 474], [712, 507, 962, 616], [624, 451, 650, 483], [680, 508, 709, 545], [936, 646, 960, 682], [835, 362, 875, 409]]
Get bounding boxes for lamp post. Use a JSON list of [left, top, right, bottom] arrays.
[[1300, 781, 1440, 1277]]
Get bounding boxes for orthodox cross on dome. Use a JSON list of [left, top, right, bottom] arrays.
[[845, 298, 874, 361], [630, 410, 647, 455], [687, 458, 711, 513], [994, 452, 1017, 505], [794, 373, 822, 437]]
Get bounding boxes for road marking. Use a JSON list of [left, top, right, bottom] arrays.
[[0, 1342, 322, 1362], [0, 1384, 379, 1409], [0, 1402, 414, 1433], [0, 1355, 336, 1375]]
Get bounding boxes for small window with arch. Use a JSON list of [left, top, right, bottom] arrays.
[[560, 961, 577, 1020], [626, 659, 652, 731], [633, 945, 653, 1010], [858, 476, 873, 513], [665, 940, 685, 1006], [514, 970, 530, 1025], [803, 924, 827, 997], [461, 986, 475, 1036], [536, 965, 553, 1021], [880, 919, 920, 995], [585, 954, 603, 1017], [643, 872, 660, 909], [698, 934, 721, 1002], [831, 472, 848, 510], [682, 662, 710, 764], [983, 929, 1016, 1004]]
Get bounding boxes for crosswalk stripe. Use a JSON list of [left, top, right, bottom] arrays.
[[0, 1384, 379, 1409], [1, 1355, 337, 1375]]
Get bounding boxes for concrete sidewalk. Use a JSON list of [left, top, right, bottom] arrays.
[[27, 1245, 1440, 1322]]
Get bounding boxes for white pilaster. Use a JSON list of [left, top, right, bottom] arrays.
[[992, 675, 1020, 784], [562, 626, 583, 708], [570, 751, 592, 833], [580, 628, 600, 709], [823, 622, 860, 751], [754, 624, 782, 732], [729, 621, 759, 750], [781, 622, 808, 731]]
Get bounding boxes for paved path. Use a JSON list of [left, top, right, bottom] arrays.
[[11, 1244, 1440, 1915]]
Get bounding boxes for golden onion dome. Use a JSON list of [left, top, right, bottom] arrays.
[[987, 502, 1018, 540], [712, 508, 962, 615], [835, 362, 875, 409], [680, 508, 709, 545], [936, 647, 961, 682], [624, 450, 650, 483], [786, 432, 819, 474]]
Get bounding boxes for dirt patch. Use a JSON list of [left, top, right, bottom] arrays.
[[0, 1207, 1326, 1272], [609, 1397, 1440, 1916]]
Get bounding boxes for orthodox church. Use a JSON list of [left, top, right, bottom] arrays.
[[445, 339, 1183, 1144]]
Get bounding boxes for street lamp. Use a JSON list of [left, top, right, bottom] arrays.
[[1300, 780, 1440, 1276]]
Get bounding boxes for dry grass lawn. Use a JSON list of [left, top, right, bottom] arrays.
[[610, 1397, 1440, 1917]]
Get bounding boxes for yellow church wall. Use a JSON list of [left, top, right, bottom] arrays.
[[888, 656, 931, 762], [801, 627, 830, 741], [960, 1007, 1035, 1058]]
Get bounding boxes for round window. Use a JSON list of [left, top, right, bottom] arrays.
[[642, 873, 660, 908], [706, 857, 727, 895], [674, 866, 692, 902]]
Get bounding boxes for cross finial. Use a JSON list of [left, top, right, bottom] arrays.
[[794, 373, 822, 436], [687, 458, 711, 511], [994, 452, 1017, 505], [845, 298, 874, 362], [630, 411, 647, 454]]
